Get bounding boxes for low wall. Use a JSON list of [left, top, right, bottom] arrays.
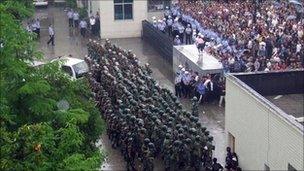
[[142, 20, 173, 63]]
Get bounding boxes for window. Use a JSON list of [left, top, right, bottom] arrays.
[[72, 61, 89, 78], [114, 0, 133, 20], [148, 0, 171, 12], [61, 66, 73, 77]]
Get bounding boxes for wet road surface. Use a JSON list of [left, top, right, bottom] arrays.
[[35, 6, 227, 170]]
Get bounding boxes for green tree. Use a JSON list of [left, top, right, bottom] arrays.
[[0, 1, 105, 170]]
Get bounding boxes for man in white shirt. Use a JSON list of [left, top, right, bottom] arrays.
[[89, 16, 96, 36], [79, 19, 87, 37], [47, 24, 55, 46], [67, 10, 73, 27], [73, 11, 79, 28]]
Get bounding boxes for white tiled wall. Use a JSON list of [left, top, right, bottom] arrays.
[[225, 77, 304, 170], [98, 0, 148, 38]]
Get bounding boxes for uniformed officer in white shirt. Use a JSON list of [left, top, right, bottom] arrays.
[[67, 10, 73, 27], [79, 19, 87, 37], [73, 11, 80, 28], [172, 19, 179, 39], [47, 24, 55, 46], [164, 6, 171, 19]]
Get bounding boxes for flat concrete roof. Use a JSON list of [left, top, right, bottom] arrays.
[[228, 70, 304, 132], [174, 45, 223, 73], [265, 94, 304, 119]]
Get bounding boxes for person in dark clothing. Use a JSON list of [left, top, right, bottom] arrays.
[[231, 152, 239, 170], [212, 158, 223, 171], [225, 147, 233, 170], [95, 14, 100, 36]]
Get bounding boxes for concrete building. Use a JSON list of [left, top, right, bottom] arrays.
[[87, 0, 168, 38], [225, 70, 304, 171]]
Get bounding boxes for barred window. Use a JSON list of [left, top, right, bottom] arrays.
[[114, 0, 133, 20]]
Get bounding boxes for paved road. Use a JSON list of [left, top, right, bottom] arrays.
[[34, 6, 227, 170]]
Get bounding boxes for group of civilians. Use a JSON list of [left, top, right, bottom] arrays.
[[152, 0, 304, 73], [66, 9, 100, 38]]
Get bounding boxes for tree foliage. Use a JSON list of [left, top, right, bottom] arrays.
[[0, 1, 105, 170]]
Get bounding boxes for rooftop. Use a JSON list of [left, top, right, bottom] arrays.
[[266, 94, 304, 125], [229, 70, 304, 131]]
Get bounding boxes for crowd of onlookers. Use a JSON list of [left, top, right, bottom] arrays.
[[152, 0, 304, 73], [66, 8, 100, 38]]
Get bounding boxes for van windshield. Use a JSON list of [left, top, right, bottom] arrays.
[[72, 61, 89, 78]]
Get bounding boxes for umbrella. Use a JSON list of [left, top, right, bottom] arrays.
[[287, 15, 297, 20]]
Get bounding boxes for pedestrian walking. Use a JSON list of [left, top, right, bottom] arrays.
[[47, 24, 55, 46], [73, 11, 79, 28], [67, 9, 74, 27], [79, 19, 87, 37]]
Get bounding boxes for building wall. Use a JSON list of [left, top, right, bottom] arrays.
[[98, 0, 147, 38], [225, 77, 304, 171], [88, 0, 100, 16]]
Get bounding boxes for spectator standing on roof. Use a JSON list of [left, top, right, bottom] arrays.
[[196, 33, 206, 53]]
